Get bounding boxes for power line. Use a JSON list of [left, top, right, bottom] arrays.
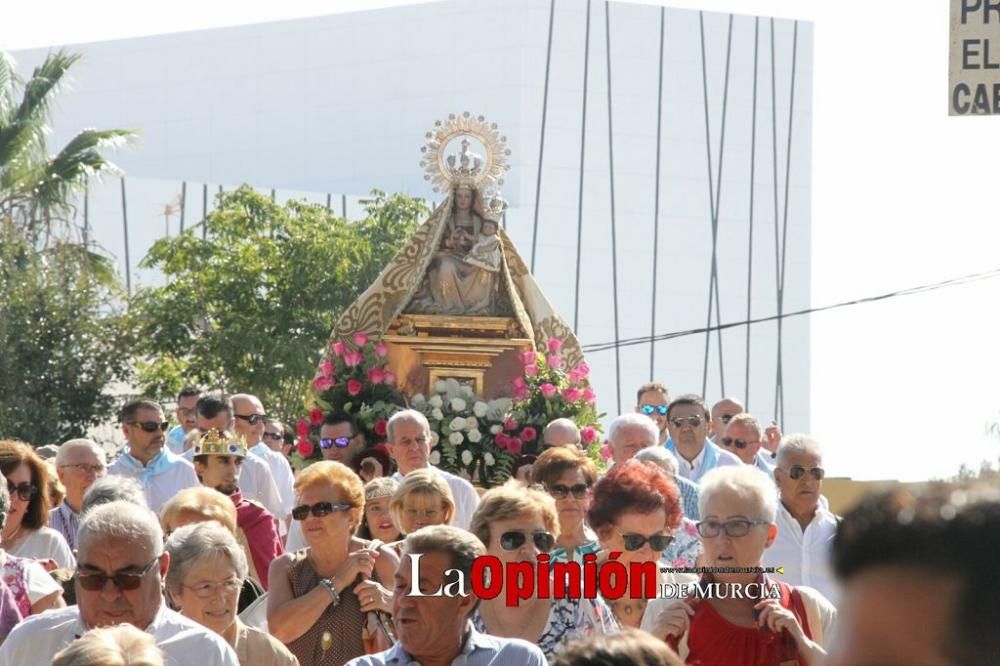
[[581, 267, 1000, 354]]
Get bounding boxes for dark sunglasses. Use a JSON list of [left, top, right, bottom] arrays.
[[127, 421, 169, 433], [669, 416, 703, 428], [262, 432, 283, 441], [720, 414, 735, 424], [639, 404, 669, 416], [320, 436, 353, 449], [787, 465, 825, 481], [721, 437, 759, 450], [291, 501, 352, 521], [77, 558, 159, 591], [234, 413, 267, 425], [619, 532, 674, 552], [546, 483, 591, 500], [6, 481, 37, 502], [499, 531, 555, 553]]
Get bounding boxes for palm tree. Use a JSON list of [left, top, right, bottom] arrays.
[[0, 49, 135, 250]]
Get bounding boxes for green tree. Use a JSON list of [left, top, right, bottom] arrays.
[[130, 186, 426, 422]]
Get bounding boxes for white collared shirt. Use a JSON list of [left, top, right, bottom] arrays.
[[249, 442, 295, 521], [0, 603, 238, 666], [673, 440, 742, 483], [392, 466, 480, 530], [108, 450, 199, 514], [762, 500, 841, 605]]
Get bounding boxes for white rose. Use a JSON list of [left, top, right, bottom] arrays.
[[473, 401, 488, 417], [434, 380, 449, 394], [449, 417, 467, 431], [428, 395, 443, 409], [460, 385, 474, 399], [467, 429, 482, 443], [463, 416, 478, 430], [450, 398, 467, 412], [449, 431, 464, 446], [429, 450, 441, 465], [484, 453, 495, 466], [429, 431, 439, 447], [461, 450, 473, 466], [490, 424, 502, 435], [431, 407, 444, 421], [411, 393, 427, 408]]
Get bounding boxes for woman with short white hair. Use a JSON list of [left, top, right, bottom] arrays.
[[644, 465, 836, 665]]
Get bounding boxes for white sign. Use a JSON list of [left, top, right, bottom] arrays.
[[950, 0, 1000, 114]]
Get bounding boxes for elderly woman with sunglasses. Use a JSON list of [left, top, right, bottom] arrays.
[[268, 461, 399, 665], [165, 521, 297, 665], [0, 440, 75, 570], [469, 481, 618, 661], [529, 447, 599, 562], [646, 465, 836, 665], [0, 478, 64, 618]]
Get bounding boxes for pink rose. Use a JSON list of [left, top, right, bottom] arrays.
[[575, 362, 591, 378], [383, 371, 396, 385], [511, 376, 526, 389], [599, 443, 612, 460], [297, 439, 315, 458], [508, 438, 523, 455], [354, 332, 369, 346], [504, 418, 519, 432], [547, 354, 563, 370], [562, 387, 581, 403], [567, 369, 582, 384], [309, 408, 324, 425], [581, 426, 598, 444], [374, 419, 388, 437], [519, 351, 537, 366], [313, 376, 334, 392], [540, 383, 557, 398], [320, 360, 334, 377], [296, 419, 311, 437], [345, 351, 364, 367], [524, 364, 538, 377], [513, 385, 530, 400], [332, 341, 347, 357], [547, 338, 563, 353], [520, 427, 537, 442], [495, 433, 510, 449], [374, 342, 389, 357], [368, 368, 386, 384], [347, 379, 363, 396], [583, 388, 597, 404]]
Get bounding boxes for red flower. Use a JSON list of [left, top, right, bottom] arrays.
[[547, 338, 563, 353], [495, 433, 510, 449], [368, 368, 386, 384], [513, 385, 530, 400], [313, 376, 334, 392], [320, 360, 334, 377], [309, 408, 324, 425], [524, 364, 538, 377], [599, 442, 612, 460], [511, 376, 526, 389], [508, 438, 523, 454], [297, 439, 315, 458], [344, 351, 364, 367], [520, 427, 537, 442], [374, 419, 388, 437], [332, 341, 347, 357], [581, 426, 598, 444], [347, 379, 363, 396], [519, 351, 537, 366], [503, 418, 519, 432], [296, 419, 311, 437], [540, 383, 557, 398], [562, 387, 581, 403], [374, 342, 389, 357], [582, 388, 597, 404], [353, 332, 370, 346]]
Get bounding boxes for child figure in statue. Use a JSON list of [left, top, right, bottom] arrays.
[[463, 218, 502, 273]]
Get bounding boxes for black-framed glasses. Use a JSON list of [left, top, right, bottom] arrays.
[[59, 463, 106, 475], [639, 405, 668, 416], [128, 421, 169, 433], [291, 501, 352, 521], [721, 437, 759, 450], [787, 465, 825, 481], [234, 413, 267, 425], [499, 531, 555, 553], [182, 578, 243, 599], [262, 432, 283, 442], [546, 483, 591, 500], [619, 532, 674, 552], [696, 519, 771, 538], [319, 436, 352, 449], [669, 416, 703, 429], [6, 481, 36, 502], [77, 557, 159, 591]]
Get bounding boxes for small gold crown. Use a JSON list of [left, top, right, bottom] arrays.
[[193, 429, 247, 457]]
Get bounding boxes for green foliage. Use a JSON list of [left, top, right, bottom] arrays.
[[0, 221, 132, 444], [129, 186, 425, 424]]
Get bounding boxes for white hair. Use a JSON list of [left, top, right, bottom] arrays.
[[387, 408, 430, 442], [81, 476, 147, 515], [633, 446, 678, 476], [78, 501, 164, 558], [164, 521, 248, 593], [775, 433, 823, 468], [52, 625, 164, 666], [607, 413, 659, 446], [56, 439, 106, 466], [698, 465, 777, 522]]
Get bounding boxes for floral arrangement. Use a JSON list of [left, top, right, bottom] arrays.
[[293, 332, 402, 470]]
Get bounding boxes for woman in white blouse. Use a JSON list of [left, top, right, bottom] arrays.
[[0, 441, 75, 570]]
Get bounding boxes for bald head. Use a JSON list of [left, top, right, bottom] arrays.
[[543, 418, 581, 449], [230, 393, 265, 445], [710, 397, 745, 441]]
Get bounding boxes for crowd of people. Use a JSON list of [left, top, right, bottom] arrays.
[[0, 382, 995, 665]]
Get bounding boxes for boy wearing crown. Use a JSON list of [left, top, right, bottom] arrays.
[[193, 429, 284, 589]]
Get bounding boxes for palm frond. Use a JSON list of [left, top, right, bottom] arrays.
[[29, 128, 136, 212], [0, 51, 22, 122]]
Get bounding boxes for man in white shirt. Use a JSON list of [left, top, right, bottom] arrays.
[[51, 438, 107, 553], [718, 413, 774, 478], [231, 393, 294, 524], [388, 409, 479, 530], [107, 400, 199, 514], [663, 394, 742, 483], [762, 434, 840, 605], [0, 501, 237, 665]]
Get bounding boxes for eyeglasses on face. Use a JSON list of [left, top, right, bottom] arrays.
[[719, 414, 736, 424], [669, 416, 703, 429], [183, 578, 243, 599], [618, 532, 674, 552], [77, 557, 159, 591], [546, 483, 591, 500], [786, 465, 825, 481], [59, 463, 106, 475], [6, 481, 37, 502], [499, 530, 555, 553], [291, 501, 352, 521], [319, 436, 353, 449], [696, 518, 770, 539], [234, 413, 267, 425], [639, 404, 669, 416], [720, 437, 759, 450], [403, 507, 441, 520], [262, 432, 283, 441], [128, 421, 169, 433]]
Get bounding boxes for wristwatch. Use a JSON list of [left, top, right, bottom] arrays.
[[319, 578, 340, 607]]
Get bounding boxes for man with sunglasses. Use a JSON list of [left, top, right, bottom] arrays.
[[107, 399, 200, 514], [663, 394, 741, 483], [0, 501, 238, 665], [762, 434, 840, 605], [166, 386, 201, 454], [635, 382, 671, 445], [232, 394, 295, 529], [718, 413, 774, 477]]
